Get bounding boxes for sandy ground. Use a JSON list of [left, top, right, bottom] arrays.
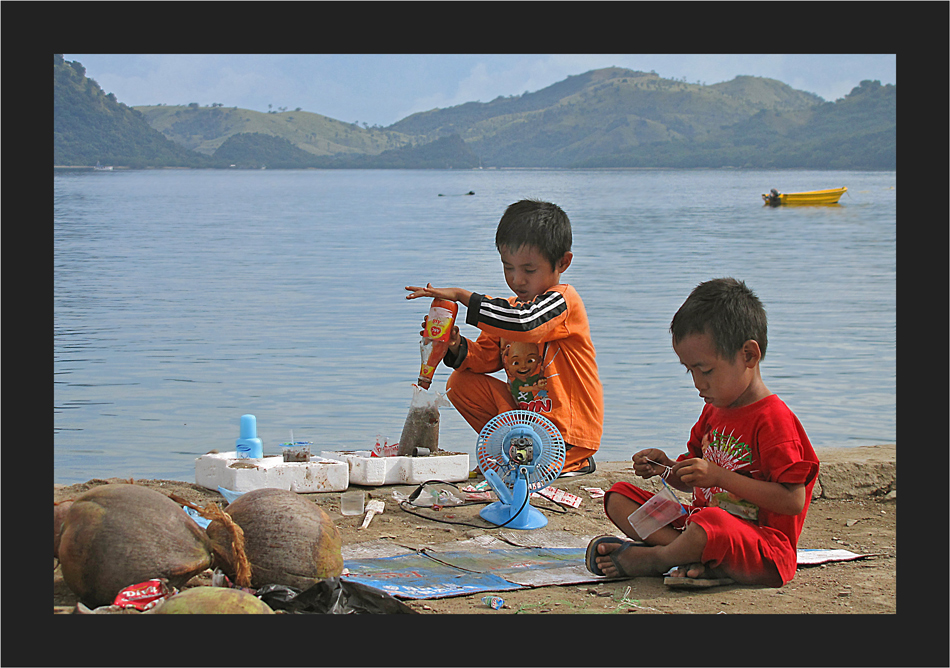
[[54, 443, 898, 622]]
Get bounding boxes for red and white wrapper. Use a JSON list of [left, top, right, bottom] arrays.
[[533, 486, 583, 508], [113, 579, 174, 611], [371, 437, 400, 458]]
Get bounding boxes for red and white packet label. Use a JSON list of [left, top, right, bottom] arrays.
[[113, 579, 174, 611], [371, 437, 399, 458], [533, 486, 583, 508]]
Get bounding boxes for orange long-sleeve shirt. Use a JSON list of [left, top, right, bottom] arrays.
[[446, 284, 604, 451]]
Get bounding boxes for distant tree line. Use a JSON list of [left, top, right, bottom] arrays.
[[55, 56, 895, 170], [54, 54, 212, 168], [212, 132, 480, 169]]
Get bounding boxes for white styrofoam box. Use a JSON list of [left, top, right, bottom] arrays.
[[195, 452, 349, 494], [321, 450, 470, 486]]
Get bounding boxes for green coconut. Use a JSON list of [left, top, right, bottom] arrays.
[[206, 488, 343, 590], [57, 484, 214, 608], [152, 586, 274, 614]]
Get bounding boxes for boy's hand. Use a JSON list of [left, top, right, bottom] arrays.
[[419, 318, 462, 352], [447, 325, 461, 352], [672, 458, 721, 489], [405, 284, 472, 307], [632, 449, 674, 479]]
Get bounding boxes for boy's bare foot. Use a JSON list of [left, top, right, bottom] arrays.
[[593, 540, 664, 579], [663, 563, 735, 589], [664, 562, 736, 588], [668, 563, 710, 579], [668, 562, 734, 579]]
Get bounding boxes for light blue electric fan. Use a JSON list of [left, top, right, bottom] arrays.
[[475, 410, 566, 530]]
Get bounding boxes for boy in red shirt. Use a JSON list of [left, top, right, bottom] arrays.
[[405, 199, 603, 475], [586, 278, 819, 587]]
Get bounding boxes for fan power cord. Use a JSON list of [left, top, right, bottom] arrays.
[[398, 479, 493, 529], [397, 472, 569, 529], [483, 467, 532, 530]]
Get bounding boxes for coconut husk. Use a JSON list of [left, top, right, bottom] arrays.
[[54, 500, 73, 559], [57, 483, 214, 608], [173, 496, 253, 588], [205, 488, 343, 590], [151, 586, 274, 614]]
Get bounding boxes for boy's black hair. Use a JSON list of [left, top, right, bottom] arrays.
[[495, 199, 572, 269], [670, 278, 768, 360]]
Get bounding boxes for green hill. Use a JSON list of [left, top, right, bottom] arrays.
[[388, 69, 831, 167], [576, 78, 896, 169], [306, 134, 481, 169], [212, 132, 322, 169], [384, 68, 893, 169], [134, 104, 413, 157], [53, 54, 208, 168], [55, 57, 895, 170]]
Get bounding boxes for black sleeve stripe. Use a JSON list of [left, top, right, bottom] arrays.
[[477, 291, 567, 332], [466, 293, 483, 327]]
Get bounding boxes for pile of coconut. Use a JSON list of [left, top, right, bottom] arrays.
[[54, 484, 347, 614]]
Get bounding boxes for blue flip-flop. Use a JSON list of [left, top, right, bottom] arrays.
[[585, 535, 642, 577]]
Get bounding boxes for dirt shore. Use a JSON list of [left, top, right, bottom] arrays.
[[54, 444, 896, 618]]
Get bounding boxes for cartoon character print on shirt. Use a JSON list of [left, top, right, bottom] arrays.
[[695, 425, 760, 521], [501, 340, 553, 414]]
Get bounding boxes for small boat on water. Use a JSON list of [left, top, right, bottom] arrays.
[[94, 161, 114, 171], [762, 187, 847, 206]]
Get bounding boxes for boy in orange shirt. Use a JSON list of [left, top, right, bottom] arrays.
[[406, 199, 603, 474]]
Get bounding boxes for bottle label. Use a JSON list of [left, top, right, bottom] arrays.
[[425, 306, 455, 342]]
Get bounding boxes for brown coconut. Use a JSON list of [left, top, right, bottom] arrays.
[[206, 488, 343, 590], [152, 586, 274, 614], [57, 484, 214, 608], [54, 500, 73, 559]]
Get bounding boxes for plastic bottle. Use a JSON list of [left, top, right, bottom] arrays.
[[235, 414, 263, 459], [481, 595, 504, 610], [417, 298, 458, 389]]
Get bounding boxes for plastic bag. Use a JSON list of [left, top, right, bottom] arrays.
[[397, 385, 449, 456], [256, 578, 417, 614]]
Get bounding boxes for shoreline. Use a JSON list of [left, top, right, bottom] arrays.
[[51, 443, 896, 493], [54, 444, 896, 616]]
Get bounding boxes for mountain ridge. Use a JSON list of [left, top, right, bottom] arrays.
[[54, 57, 895, 170]]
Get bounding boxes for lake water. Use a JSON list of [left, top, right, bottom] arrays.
[[54, 168, 896, 485]]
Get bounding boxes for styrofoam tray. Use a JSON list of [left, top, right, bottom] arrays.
[[321, 450, 470, 486], [195, 452, 349, 493]]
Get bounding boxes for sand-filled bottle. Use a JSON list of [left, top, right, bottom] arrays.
[[417, 298, 458, 390]]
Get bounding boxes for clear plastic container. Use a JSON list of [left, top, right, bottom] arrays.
[[340, 490, 365, 516], [281, 441, 312, 462], [627, 480, 687, 538]]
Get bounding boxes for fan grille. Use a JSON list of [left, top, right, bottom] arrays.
[[476, 410, 565, 491]]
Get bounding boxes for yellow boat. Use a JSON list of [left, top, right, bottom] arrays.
[[762, 187, 847, 206]]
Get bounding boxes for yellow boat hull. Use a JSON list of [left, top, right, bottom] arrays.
[[762, 187, 847, 206]]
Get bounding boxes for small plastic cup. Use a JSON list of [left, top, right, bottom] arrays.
[[281, 441, 312, 462], [627, 480, 687, 539], [340, 490, 365, 516]]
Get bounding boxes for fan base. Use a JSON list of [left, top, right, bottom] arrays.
[[480, 501, 548, 530]]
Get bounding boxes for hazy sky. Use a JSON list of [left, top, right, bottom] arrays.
[[63, 54, 896, 128]]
